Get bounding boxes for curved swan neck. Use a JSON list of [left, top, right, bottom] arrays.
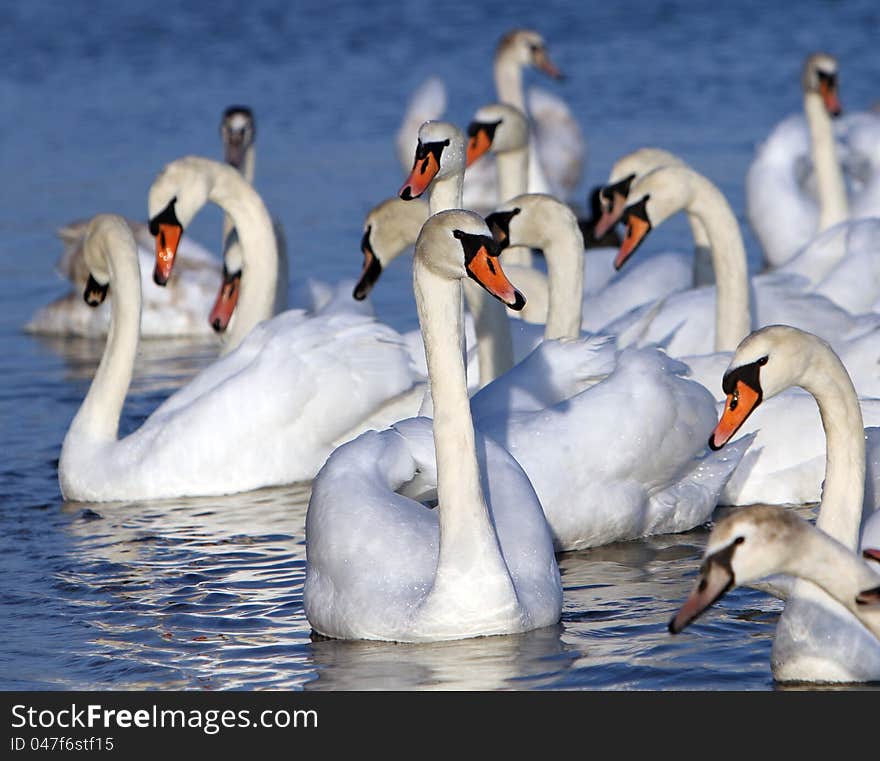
[[800, 346, 866, 548], [786, 528, 880, 635], [804, 92, 849, 230], [412, 257, 515, 592], [428, 172, 464, 216], [686, 174, 751, 351], [206, 162, 278, 352], [65, 226, 141, 443], [222, 144, 256, 245]]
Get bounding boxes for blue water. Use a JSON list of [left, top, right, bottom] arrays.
[[2, 0, 878, 690]]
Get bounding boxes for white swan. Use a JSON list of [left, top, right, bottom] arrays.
[[672, 325, 880, 682], [303, 209, 562, 642], [58, 214, 421, 502], [669, 504, 880, 643], [746, 52, 880, 268], [26, 106, 269, 339], [396, 29, 585, 210]]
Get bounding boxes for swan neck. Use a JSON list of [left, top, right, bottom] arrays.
[[802, 351, 866, 549], [494, 56, 525, 110], [209, 164, 278, 352], [541, 212, 584, 340], [412, 260, 510, 580], [428, 173, 463, 216], [804, 93, 849, 230], [688, 176, 751, 351], [496, 147, 529, 203], [66, 243, 140, 443]]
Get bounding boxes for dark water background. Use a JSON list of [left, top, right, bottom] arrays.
[[2, 0, 879, 689]]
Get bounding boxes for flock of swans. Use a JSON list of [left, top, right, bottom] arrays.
[[30, 31, 880, 684]]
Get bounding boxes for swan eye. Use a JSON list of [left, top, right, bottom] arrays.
[[734, 536, 745, 545], [758, 356, 768, 366]]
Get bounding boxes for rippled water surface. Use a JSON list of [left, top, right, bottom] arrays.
[[3, 0, 879, 690]]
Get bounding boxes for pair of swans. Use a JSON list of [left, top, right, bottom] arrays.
[[670, 325, 880, 683], [58, 205, 421, 501], [747, 52, 880, 268], [396, 28, 585, 212], [27, 107, 275, 339]]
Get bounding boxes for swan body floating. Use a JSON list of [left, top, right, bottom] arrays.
[[396, 29, 584, 211], [672, 326, 880, 682], [304, 210, 562, 642], [59, 214, 420, 502], [747, 53, 880, 268]]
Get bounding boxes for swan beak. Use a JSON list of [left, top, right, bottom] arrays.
[[466, 126, 493, 167], [593, 192, 627, 240], [224, 138, 247, 171], [457, 231, 525, 310], [862, 548, 880, 563], [534, 47, 563, 80], [153, 222, 183, 286], [669, 558, 735, 634], [399, 151, 441, 200], [353, 227, 383, 301], [710, 381, 761, 450], [819, 78, 842, 117], [855, 582, 880, 606], [209, 268, 241, 332], [83, 274, 109, 307], [614, 214, 651, 270]]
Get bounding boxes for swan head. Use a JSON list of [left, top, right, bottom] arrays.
[[465, 103, 529, 167], [614, 165, 696, 269], [595, 148, 685, 238], [802, 52, 842, 117], [399, 121, 466, 201], [416, 210, 525, 310], [81, 214, 133, 306], [496, 29, 562, 80], [148, 156, 212, 285], [220, 105, 256, 170], [710, 325, 825, 450], [353, 197, 429, 300], [669, 505, 806, 634]]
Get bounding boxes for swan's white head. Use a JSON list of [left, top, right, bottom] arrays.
[[465, 103, 529, 167], [496, 29, 562, 79], [220, 105, 256, 170], [80, 214, 135, 307], [802, 52, 842, 117], [399, 121, 466, 200], [710, 325, 828, 450], [614, 165, 697, 269], [148, 156, 214, 285], [353, 197, 429, 300], [669, 505, 807, 634], [594, 148, 686, 239], [416, 210, 525, 311]]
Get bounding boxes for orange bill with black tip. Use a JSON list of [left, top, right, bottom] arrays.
[[466, 244, 525, 310], [534, 47, 563, 80], [710, 381, 761, 450], [153, 222, 183, 286], [400, 150, 440, 200], [209, 269, 241, 332]]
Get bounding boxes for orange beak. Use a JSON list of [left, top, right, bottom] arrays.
[[819, 78, 842, 117], [209, 269, 241, 332], [594, 192, 627, 240], [400, 152, 441, 200], [153, 222, 183, 286], [615, 214, 651, 270], [710, 381, 761, 450], [467, 128, 493, 167], [467, 244, 525, 310]]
